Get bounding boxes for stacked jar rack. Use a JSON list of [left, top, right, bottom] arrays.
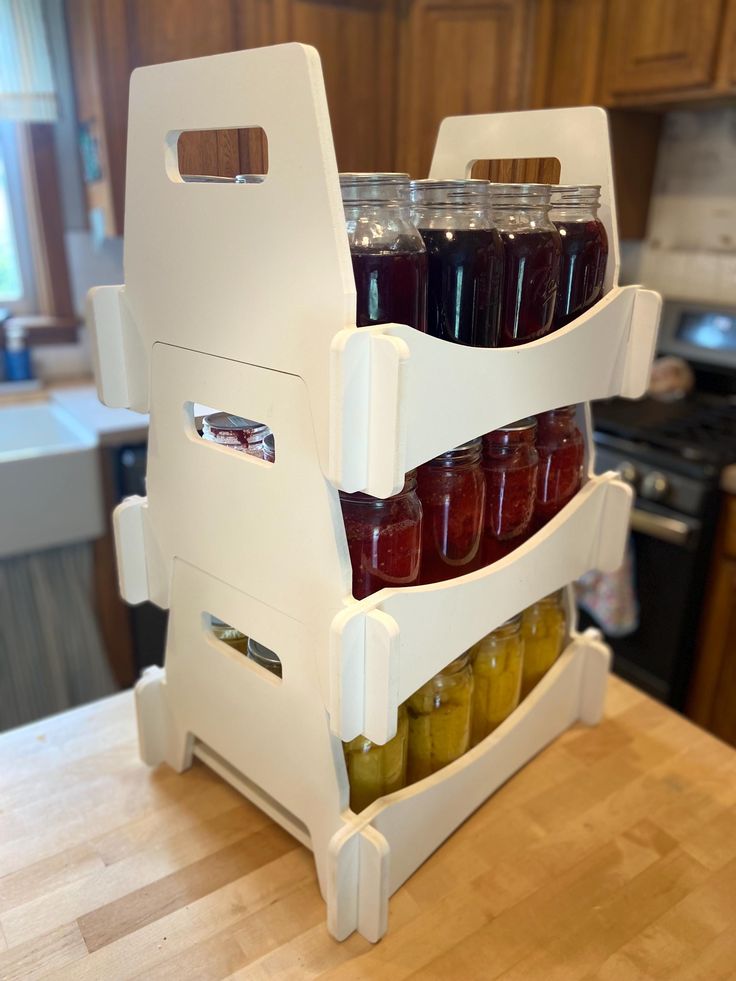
[[88, 43, 661, 942]]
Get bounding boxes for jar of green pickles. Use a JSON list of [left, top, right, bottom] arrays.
[[406, 653, 474, 782], [211, 617, 248, 654], [343, 704, 409, 812], [469, 614, 524, 746], [520, 591, 566, 697]]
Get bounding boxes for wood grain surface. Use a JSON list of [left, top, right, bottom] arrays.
[[1, 678, 736, 979]]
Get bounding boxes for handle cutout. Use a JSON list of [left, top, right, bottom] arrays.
[[166, 127, 269, 183], [184, 402, 276, 464], [470, 158, 561, 184]]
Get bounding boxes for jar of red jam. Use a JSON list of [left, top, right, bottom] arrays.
[[202, 413, 271, 458], [416, 439, 485, 584], [339, 474, 422, 600], [489, 183, 562, 346], [410, 179, 503, 347], [550, 185, 609, 330], [533, 406, 585, 529], [482, 419, 538, 563], [340, 173, 427, 332]]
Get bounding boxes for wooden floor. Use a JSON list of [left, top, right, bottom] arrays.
[[1, 677, 736, 979]]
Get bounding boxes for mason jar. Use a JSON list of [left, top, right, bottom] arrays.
[[410, 178, 503, 346], [469, 614, 524, 745], [520, 591, 566, 697], [339, 474, 423, 600], [482, 418, 539, 563], [343, 704, 409, 812], [489, 183, 562, 346], [416, 439, 485, 584], [202, 413, 271, 458], [533, 406, 585, 529], [340, 173, 427, 332], [550, 184, 609, 330], [406, 653, 474, 783]]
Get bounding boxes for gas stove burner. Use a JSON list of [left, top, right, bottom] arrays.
[[593, 395, 736, 468]]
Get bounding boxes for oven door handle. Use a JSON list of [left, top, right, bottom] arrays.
[[629, 508, 699, 546]]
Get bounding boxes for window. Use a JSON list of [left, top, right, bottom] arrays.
[[0, 122, 36, 313]]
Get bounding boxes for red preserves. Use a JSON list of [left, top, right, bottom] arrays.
[[416, 439, 485, 584], [550, 185, 609, 330], [534, 406, 585, 528], [340, 475, 422, 600], [490, 183, 562, 346], [482, 419, 538, 563]]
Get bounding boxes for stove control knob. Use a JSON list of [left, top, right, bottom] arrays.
[[617, 461, 639, 487], [641, 471, 670, 502]]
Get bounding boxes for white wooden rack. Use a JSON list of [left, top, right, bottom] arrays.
[[87, 43, 661, 942]]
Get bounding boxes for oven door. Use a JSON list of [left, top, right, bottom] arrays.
[[580, 502, 711, 709]]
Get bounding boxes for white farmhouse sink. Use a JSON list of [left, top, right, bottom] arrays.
[[0, 402, 104, 558]]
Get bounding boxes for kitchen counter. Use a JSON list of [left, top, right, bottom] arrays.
[[50, 384, 148, 447], [1, 678, 735, 980]]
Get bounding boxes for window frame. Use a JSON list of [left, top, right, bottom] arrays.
[[0, 121, 38, 314]]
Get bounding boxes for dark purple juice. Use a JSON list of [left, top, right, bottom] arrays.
[[418, 227, 504, 347], [496, 229, 562, 347], [553, 219, 608, 329], [351, 246, 427, 332]]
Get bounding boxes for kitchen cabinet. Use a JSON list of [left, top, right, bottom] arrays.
[[395, 0, 535, 178], [687, 493, 736, 747], [601, 0, 727, 103], [66, 0, 398, 231], [266, 1, 398, 173]]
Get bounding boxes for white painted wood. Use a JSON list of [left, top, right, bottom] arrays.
[[331, 286, 661, 496], [85, 46, 664, 944]]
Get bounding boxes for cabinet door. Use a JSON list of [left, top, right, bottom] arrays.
[[602, 0, 726, 101], [126, 0, 241, 179], [395, 0, 534, 179], [264, 0, 397, 173]]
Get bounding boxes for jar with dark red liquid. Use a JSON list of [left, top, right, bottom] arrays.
[[410, 179, 503, 347], [416, 439, 485, 584], [489, 184, 562, 347], [533, 406, 585, 529], [341, 173, 427, 332], [339, 475, 422, 600], [550, 185, 609, 330], [482, 419, 538, 563]]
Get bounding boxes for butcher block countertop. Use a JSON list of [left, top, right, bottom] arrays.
[[2, 678, 736, 981]]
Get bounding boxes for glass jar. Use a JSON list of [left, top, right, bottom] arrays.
[[202, 413, 271, 458], [263, 433, 275, 463], [410, 179, 503, 347], [339, 474, 423, 600], [416, 439, 485, 584], [211, 618, 248, 655], [489, 183, 562, 346], [469, 614, 524, 746], [343, 704, 409, 812], [482, 419, 539, 564], [341, 173, 427, 332], [246, 638, 282, 678], [533, 406, 585, 529], [550, 184, 609, 330], [520, 591, 566, 697], [406, 653, 474, 783]]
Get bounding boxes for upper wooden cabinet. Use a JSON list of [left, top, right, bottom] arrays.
[[266, 0, 398, 173], [601, 0, 731, 102], [395, 0, 535, 178]]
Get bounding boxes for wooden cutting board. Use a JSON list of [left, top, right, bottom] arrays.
[[1, 676, 735, 980]]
